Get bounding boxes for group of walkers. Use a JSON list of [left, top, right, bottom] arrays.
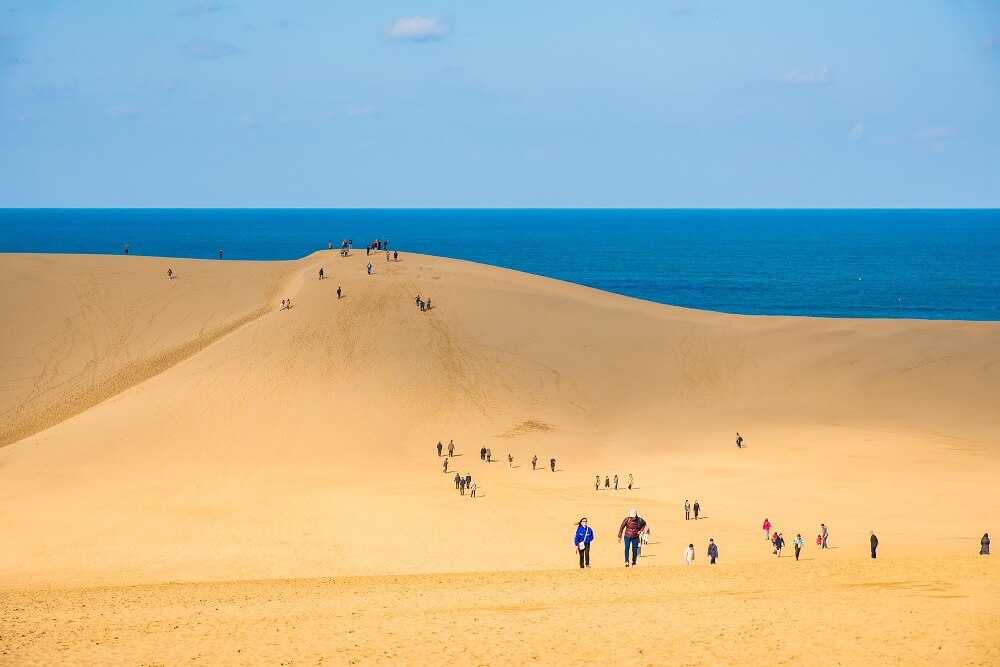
[[684, 499, 701, 520], [595, 473, 633, 491], [762, 518, 812, 561], [414, 294, 431, 312], [453, 471, 476, 498], [365, 239, 388, 255]]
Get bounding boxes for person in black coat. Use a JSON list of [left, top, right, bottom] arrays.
[[870, 531, 879, 559], [981, 533, 990, 555]]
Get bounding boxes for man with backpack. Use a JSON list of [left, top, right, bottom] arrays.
[[618, 509, 646, 568]]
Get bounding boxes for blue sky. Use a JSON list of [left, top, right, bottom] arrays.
[[1, 1, 998, 207]]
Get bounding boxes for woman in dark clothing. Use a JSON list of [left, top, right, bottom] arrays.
[[574, 518, 594, 569], [982, 533, 990, 555], [870, 531, 879, 559]]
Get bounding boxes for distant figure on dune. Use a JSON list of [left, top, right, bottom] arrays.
[[707, 538, 718, 565], [480, 446, 486, 462], [219, 248, 223, 260], [166, 268, 173, 279], [821, 523, 829, 549], [870, 531, 878, 559], [574, 518, 593, 569], [337, 286, 342, 299], [816, 534, 823, 548], [507, 454, 513, 469], [595, 475, 600, 491], [793, 534, 804, 560], [454, 472, 461, 489], [460, 478, 466, 495], [604, 476, 610, 490], [386, 251, 390, 262], [286, 297, 291, 309], [124, 243, 129, 255], [736, 432, 743, 449], [443, 458, 449, 473], [532, 454, 537, 470], [448, 440, 455, 457], [328, 242, 333, 250], [693, 500, 700, 520], [487, 448, 492, 463], [319, 268, 324, 280], [550, 458, 556, 472], [394, 251, 398, 261], [367, 262, 372, 275], [684, 544, 695, 566], [628, 473, 633, 490], [419, 300, 425, 312], [426, 298, 431, 310], [763, 518, 771, 540], [614, 474, 619, 491], [465, 473, 471, 488], [469, 480, 477, 498], [982, 533, 991, 555], [618, 509, 645, 568], [415, 294, 421, 305], [685, 500, 691, 521], [772, 532, 779, 555], [279, 299, 286, 311], [437, 441, 443, 457]]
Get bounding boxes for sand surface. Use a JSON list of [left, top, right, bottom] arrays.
[[1, 249, 998, 664]]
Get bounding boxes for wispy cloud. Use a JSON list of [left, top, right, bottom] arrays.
[[387, 16, 449, 42], [782, 65, 832, 85], [180, 0, 222, 17], [346, 105, 375, 118], [915, 124, 953, 140], [848, 123, 865, 142], [108, 104, 138, 119], [183, 38, 241, 59]]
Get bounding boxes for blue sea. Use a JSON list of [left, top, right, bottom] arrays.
[[1, 209, 998, 321]]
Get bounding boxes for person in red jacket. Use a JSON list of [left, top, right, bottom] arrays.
[[618, 509, 646, 568]]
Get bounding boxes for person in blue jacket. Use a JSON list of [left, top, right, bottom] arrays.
[[574, 518, 594, 569]]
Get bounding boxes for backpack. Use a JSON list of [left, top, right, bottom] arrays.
[[636, 516, 646, 531]]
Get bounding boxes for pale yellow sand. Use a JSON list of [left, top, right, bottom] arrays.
[[1, 250, 998, 664]]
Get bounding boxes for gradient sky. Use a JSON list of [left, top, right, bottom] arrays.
[[1, 1, 998, 207]]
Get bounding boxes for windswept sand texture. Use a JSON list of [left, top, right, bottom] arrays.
[[1, 250, 998, 664]]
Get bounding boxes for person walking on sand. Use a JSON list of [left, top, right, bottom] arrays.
[[487, 448, 492, 463], [605, 476, 610, 491], [816, 534, 823, 548], [337, 286, 342, 299], [319, 267, 324, 280], [219, 248, 223, 260], [167, 268, 173, 279], [394, 251, 398, 261], [426, 298, 431, 310], [772, 532, 779, 555], [460, 477, 466, 496], [465, 473, 471, 488], [618, 509, 645, 568], [793, 533, 804, 561], [821, 523, 829, 549], [707, 538, 719, 565], [124, 243, 129, 255], [367, 262, 372, 275], [280, 299, 286, 311], [776, 532, 785, 557], [628, 473, 633, 490], [870, 531, 878, 558], [693, 500, 701, 520], [981, 533, 990, 555], [443, 458, 449, 473], [595, 475, 600, 491], [480, 446, 487, 462], [763, 518, 772, 540], [437, 441, 443, 457], [550, 458, 556, 472], [574, 518, 594, 569], [507, 454, 513, 469], [448, 440, 455, 457], [469, 480, 477, 498], [685, 544, 695, 566], [454, 472, 461, 489], [736, 432, 743, 449], [685, 500, 691, 521], [613, 474, 619, 491], [532, 454, 537, 470]]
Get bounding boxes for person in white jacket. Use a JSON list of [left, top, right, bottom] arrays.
[[684, 544, 695, 565]]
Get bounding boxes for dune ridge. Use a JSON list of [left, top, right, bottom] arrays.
[[0, 249, 997, 663]]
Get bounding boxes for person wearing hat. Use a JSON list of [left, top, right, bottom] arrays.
[[617, 509, 646, 568], [574, 518, 594, 569]]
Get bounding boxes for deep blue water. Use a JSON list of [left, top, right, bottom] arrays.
[[1, 209, 998, 320]]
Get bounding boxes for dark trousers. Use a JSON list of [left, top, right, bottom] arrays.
[[578, 543, 590, 568], [871, 546, 877, 559], [709, 555, 716, 565], [794, 546, 801, 561]]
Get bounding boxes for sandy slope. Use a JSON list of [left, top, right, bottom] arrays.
[[0, 250, 998, 663]]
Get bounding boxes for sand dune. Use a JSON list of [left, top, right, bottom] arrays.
[[0, 250, 997, 662]]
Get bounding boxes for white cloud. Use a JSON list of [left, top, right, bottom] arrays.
[[108, 104, 137, 119], [848, 123, 865, 141], [915, 124, 953, 140], [782, 65, 831, 85], [183, 38, 241, 59], [387, 16, 449, 41]]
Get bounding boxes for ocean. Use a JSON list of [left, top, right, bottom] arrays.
[[1, 208, 997, 320]]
